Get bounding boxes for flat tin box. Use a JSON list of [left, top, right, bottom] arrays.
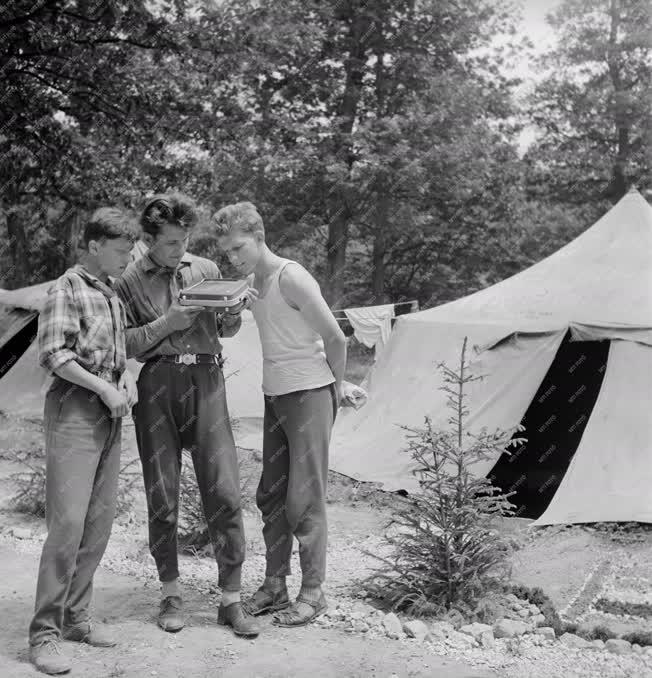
[[178, 278, 249, 309]]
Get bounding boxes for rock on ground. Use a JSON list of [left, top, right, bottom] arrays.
[[493, 618, 530, 639]]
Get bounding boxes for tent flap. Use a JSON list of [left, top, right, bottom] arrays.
[[570, 322, 652, 346], [534, 340, 652, 525]]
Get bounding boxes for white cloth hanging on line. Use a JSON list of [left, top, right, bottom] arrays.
[[344, 304, 395, 355]]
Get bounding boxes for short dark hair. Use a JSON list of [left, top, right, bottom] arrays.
[[140, 192, 198, 236], [83, 207, 138, 247]]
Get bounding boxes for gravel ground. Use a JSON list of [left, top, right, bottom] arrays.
[[1, 416, 652, 677], [3, 517, 652, 678]]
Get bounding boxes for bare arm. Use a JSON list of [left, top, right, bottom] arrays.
[[279, 264, 347, 393], [53, 360, 111, 396]]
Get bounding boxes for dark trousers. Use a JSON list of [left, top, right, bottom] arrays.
[[29, 379, 121, 644], [257, 383, 337, 588], [133, 361, 244, 591]]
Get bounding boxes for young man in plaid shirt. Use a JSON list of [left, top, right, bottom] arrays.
[[28, 208, 138, 675]]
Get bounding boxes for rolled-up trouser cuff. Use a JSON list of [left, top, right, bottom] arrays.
[[218, 564, 242, 592], [158, 564, 180, 583]]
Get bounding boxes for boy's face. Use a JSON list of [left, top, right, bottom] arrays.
[[145, 223, 190, 269], [217, 229, 263, 277], [91, 237, 133, 278]]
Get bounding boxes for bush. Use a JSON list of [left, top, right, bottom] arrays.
[[621, 630, 652, 647], [595, 598, 652, 618], [582, 625, 615, 641], [178, 449, 257, 553], [4, 446, 142, 520], [115, 458, 143, 519], [507, 583, 565, 635], [4, 446, 47, 517], [361, 338, 523, 616]]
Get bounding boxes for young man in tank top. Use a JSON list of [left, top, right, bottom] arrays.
[[213, 202, 366, 627]]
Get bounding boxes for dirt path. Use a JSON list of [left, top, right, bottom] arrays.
[[0, 545, 495, 678]]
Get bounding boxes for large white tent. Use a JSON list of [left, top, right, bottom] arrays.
[[329, 189, 652, 526]]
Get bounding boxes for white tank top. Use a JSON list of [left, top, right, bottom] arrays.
[[250, 259, 335, 396]]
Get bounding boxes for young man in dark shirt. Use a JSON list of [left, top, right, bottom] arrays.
[[113, 192, 259, 638]]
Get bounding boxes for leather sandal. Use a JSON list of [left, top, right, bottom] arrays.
[[272, 593, 327, 627], [243, 587, 290, 616]]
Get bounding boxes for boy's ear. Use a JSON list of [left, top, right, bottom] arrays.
[[87, 239, 99, 256]]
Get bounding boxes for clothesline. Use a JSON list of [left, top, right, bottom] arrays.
[[332, 300, 419, 355], [332, 299, 418, 319]]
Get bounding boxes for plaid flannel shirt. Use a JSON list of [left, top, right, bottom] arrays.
[[38, 265, 128, 381]]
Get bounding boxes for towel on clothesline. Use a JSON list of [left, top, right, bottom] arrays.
[[344, 304, 395, 354]]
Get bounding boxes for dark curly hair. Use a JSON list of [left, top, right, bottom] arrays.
[[140, 192, 198, 236]]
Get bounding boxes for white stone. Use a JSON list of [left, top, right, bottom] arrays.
[[559, 633, 592, 649], [11, 527, 32, 539], [532, 614, 546, 626], [402, 620, 429, 642], [534, 627, 556, 641], [493, 618, 530, 639], [459, 622, 493, 641], [505, 593, 520, 604], [353, 620, 369, 633], [430, 621, 455, 639], [382, 612, 403, 639], [366, 613, 384, 627], [480, 631, 495, 649], [632, 643, 642, 654], [447, 631, 477, 648], [528, 604, 540, 615], [591, 639, 605, 650], [517, 608, 530, 618], [605, 638, 632, 655]]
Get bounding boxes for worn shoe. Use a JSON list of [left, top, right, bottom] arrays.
[[158, 595, 185, 632], [29, 637, 72, 675], [62, 621, 117, 647], [217, 601, 261, 638]]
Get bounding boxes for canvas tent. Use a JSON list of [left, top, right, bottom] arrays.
[[0, 281, 265, 444], [329, 188, 652, 526]]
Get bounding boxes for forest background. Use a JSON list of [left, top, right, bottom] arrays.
[[1, 0, 650, 310]]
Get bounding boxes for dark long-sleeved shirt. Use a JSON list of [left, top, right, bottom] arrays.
[[113, 251, 241, 362]]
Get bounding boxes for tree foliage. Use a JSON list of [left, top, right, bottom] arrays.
[[526, 0, 652, 204], [1, 0, 648, 307]]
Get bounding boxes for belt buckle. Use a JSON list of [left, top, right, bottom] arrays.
[[179, 353, 196, 366]]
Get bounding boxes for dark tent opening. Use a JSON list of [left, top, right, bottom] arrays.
[[487, 331, 610, 520], [0, 311, 38, 379]]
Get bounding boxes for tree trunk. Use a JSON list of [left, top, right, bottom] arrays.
[[62, 208, 84, 268], [372, 180, 389, 303], [326, 211, 349, 305], [371, 12, 388, 304], [607, 0, 629, 201], [5, 209, 28, 288], [325, 3, 371, 306]]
